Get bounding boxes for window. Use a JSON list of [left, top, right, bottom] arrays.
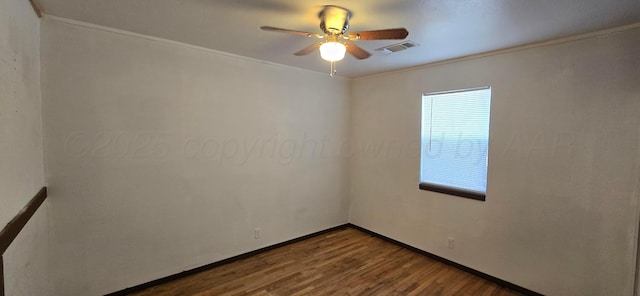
[[419, 87, 491, 201]]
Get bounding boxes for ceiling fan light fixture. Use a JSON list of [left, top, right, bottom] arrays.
[[319, 42, 346, 62]]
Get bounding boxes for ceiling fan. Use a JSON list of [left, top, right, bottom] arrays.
[[261, 5, 409, 76]]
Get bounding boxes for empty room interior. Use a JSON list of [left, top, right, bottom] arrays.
[[3, 0, 640, 295]]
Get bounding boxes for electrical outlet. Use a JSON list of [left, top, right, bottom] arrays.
[[254, 228, 261, 240], [447, 237, 455, 249]]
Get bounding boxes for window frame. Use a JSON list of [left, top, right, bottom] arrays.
[[418, 86, 492, 202]]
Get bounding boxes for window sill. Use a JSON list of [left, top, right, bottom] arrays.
[[419, 183, 486, 201]]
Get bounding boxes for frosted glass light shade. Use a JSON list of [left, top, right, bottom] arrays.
[[319, 42, 346, 62]]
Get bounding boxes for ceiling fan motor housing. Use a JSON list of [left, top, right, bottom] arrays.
[[319, 5, 352, 35]]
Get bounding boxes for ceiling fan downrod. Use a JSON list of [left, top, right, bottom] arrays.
[[319, 5, 351, 35]]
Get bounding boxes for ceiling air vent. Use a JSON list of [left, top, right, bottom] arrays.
[[375, 40, 420, 55]]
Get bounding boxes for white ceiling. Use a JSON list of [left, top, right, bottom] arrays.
[[37, 0, 640, 78]]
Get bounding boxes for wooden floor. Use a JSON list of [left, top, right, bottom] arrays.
[[130, 227, 520, 296]]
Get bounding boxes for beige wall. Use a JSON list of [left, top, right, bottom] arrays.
[[350, 28, 640, 295], [30, 12, 640, 295], [0, 0, 50, 295], [41, 17, 351, 295]]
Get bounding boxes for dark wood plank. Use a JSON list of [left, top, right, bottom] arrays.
[[419, 183, 486, 201], [27, 0, 43, 17], [0, 187, 47, 255], [128, 228, 522, 296], [1, 256, 4, 296]]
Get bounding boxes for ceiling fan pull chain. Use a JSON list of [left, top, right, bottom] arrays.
[[330, 61, 336, 77]]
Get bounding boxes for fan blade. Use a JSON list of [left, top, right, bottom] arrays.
[[260, 26, 324, 39], [347, 28, 409, 40], [294, 42, 323, 56], [345, 42, 371, 59]]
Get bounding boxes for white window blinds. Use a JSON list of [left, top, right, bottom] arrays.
[[420, 87, 491, 198]]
